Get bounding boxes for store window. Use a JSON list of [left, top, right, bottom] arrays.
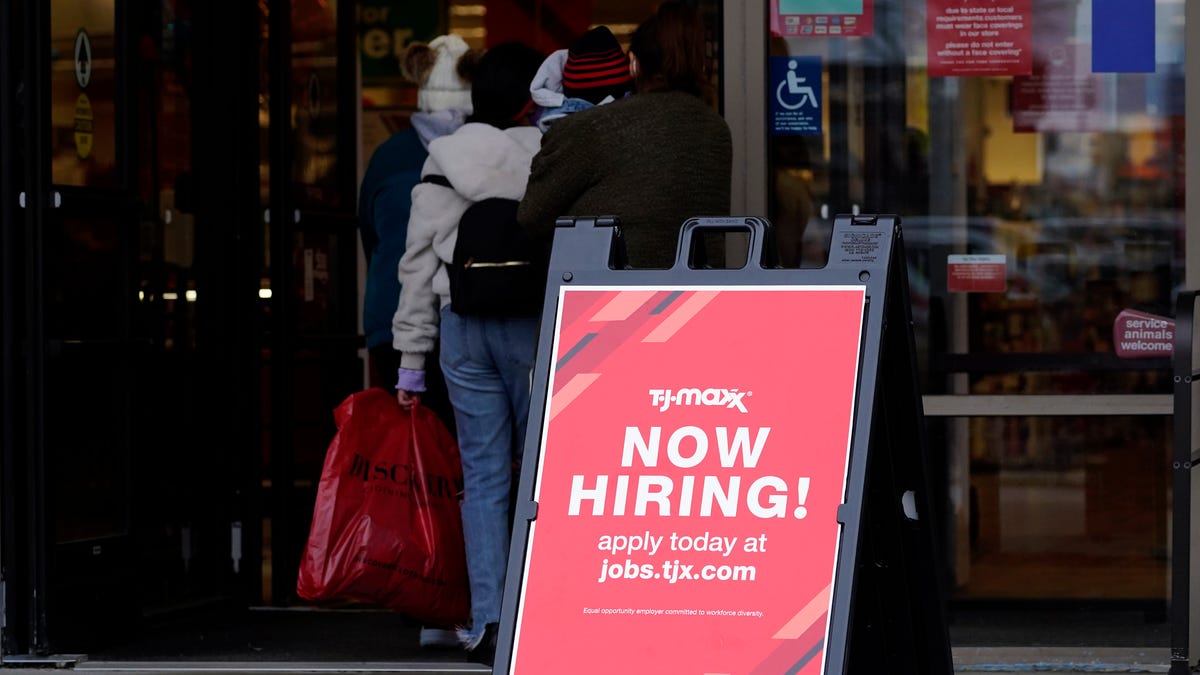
[[292, 0, 341, 209], [358, 1, 723, 165], [766, 0, 1184, 604], [50, 0, 118, 187], [134, 0, 197, 353]]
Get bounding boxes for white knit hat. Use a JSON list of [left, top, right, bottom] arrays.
[[414, 35, 473, 114]]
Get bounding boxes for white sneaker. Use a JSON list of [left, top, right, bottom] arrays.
[[419, 626, 461, 649]]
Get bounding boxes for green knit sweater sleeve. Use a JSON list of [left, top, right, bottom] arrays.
[[517, 115, 596, 239]]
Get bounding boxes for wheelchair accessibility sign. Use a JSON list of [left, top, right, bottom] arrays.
[[770, 56, 822, 136]]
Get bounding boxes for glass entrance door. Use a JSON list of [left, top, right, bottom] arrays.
[[2, 0, 264, 655], [8, 0, 143, 650], [257, 0, 363, 607], [732, 0, 1186, 613]]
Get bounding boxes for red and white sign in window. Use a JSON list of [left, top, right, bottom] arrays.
[[947, 254, 1007, 293]]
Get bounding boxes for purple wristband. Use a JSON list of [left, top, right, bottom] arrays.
[[396, 367, 427, 393]]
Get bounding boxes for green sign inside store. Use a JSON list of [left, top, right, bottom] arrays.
[[359, 2, 440, 83]]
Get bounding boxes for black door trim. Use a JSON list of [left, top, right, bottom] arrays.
[[0, 0, 21, 656], [23, 0, 51, 655]]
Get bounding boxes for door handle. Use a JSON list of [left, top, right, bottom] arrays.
[[16, 191, 63, 208]]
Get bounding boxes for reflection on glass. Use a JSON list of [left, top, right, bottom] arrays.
[[135, 0, 198, 353], [764, 0, 1184, 607], [49, 359, 129, 543], [45, 214, 123, 338], [768, 2, 1183, 393], [943, 414, 1169, 600], [51, 0, 118, 187], [292, 0, 340, 208]]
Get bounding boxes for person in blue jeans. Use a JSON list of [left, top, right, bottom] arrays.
[[391, 42, 545, 666]]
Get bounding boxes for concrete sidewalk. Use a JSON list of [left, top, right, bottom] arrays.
[[0, 647, 1177, 673], [954, 647, 1170, 673]]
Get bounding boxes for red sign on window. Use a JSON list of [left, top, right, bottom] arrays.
[[947, 254, 1007, 293], [926, 0, 1032, 77], [1012, 45, 1107, 133], [1113, 309, 1174, 359], [507, 286, 866, 674]]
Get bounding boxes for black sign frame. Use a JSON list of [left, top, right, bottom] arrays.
[[495, 214, 952, 674]]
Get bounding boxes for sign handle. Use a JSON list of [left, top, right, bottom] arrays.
[[672, 216, 779, 271]]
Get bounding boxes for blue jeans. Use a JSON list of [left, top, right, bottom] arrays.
[[438, 306, 538, 641]]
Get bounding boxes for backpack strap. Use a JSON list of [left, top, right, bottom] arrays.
[[422, 174, 452, 189]]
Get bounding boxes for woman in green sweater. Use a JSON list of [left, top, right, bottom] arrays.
[[517, 1, 732, 269]]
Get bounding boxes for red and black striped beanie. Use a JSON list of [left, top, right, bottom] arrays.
[[562, 26, 633, 105]]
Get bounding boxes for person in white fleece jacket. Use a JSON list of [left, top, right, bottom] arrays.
[[390, 42, 544, 666]]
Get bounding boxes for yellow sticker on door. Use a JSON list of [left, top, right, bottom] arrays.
[[74, 94, 93, 159]]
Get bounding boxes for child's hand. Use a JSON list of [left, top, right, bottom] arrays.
[[396, 390, 420, 411]]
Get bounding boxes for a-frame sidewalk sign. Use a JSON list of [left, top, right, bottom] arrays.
[[495, 215, 952, 675]]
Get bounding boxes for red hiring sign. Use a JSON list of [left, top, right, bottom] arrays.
[[508, 286, 866, 674]]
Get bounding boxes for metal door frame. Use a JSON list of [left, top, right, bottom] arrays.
[[1, 0, 54, 656], [1186, 0, 1199, 657], [0, 0, 22, 657], [264, 0, 361, 606]]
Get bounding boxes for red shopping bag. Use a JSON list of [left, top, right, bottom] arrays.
[[296, 388, 469, 626]]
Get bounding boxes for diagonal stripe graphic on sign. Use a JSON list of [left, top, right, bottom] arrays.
[[649, 289, 683, 314], [565, 290, 616, 328], [771, 583, 832, 639], [553, 290, 684, 388], [555, 332, 598, 370], [785, 637, 826, 675], [589, 290, 659, 322], [556, 291, 618, 352], [641, 290, 719, 343], [549, 372, 601, 420], [751, 615, 828, 675]]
